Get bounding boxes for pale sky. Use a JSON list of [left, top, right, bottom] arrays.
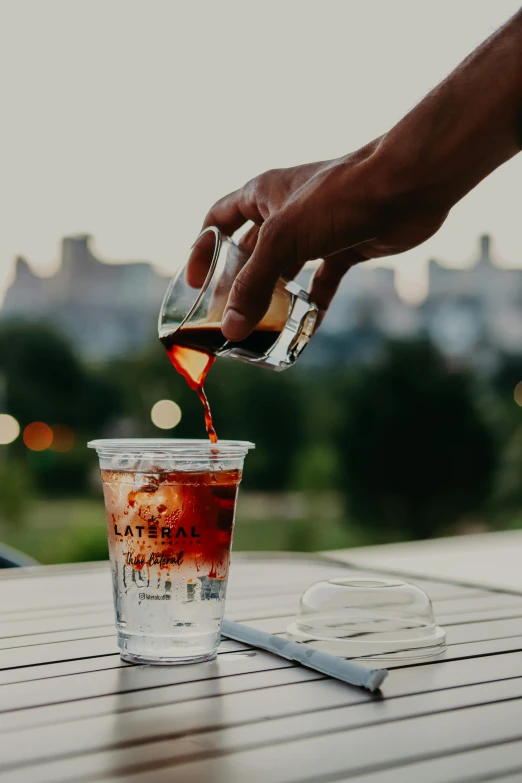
[[0, 0, 521, 304]]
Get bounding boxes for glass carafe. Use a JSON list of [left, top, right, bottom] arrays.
[[158, 227, 318, 370]]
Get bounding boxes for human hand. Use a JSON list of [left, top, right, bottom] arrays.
[[190, 142, 449, 341]]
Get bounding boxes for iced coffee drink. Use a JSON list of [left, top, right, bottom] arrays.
[[88, 439, 253, 664]]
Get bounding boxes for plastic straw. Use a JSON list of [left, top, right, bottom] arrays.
[[221, 619, 388, 692]]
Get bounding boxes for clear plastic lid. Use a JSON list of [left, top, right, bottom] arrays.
[[286, 577, 446, 660]]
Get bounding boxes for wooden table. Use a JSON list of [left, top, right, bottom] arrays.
[[1, 535, 522, 783]]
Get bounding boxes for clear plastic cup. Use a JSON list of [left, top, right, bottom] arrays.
[[88, 438, 254, 665]]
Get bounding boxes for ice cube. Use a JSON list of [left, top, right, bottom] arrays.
[[132, 474, 160, 493]]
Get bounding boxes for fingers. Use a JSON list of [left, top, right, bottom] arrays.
[[221, 216, 302, 341], [187, 183, 265, 288], [202, 183, 265, 234], [309, 248, 365, 326], [202, 190, 249, 235], [186, 192, 249, 288], [185, 229, 218, 288]]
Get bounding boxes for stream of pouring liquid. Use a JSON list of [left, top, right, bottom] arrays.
[[163, 342, 218, 442], [162, 324, 282, 442]]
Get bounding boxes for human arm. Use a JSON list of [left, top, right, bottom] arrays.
[[191, 8, 522, 341]]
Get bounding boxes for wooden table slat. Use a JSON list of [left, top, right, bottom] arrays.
[[330, 741, 522, 783]]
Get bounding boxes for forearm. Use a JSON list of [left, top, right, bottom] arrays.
[[373, 8, 522, 212]]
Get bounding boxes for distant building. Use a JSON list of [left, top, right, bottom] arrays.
[[300, 262, 421, 367], [422, 235, 522, 370], [1, 235, 169, 360], [303, 234, 522, 371]]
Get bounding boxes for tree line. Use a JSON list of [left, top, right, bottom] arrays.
[[1, 319, 521, 541]]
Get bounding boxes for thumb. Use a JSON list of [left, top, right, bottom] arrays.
[[221, 218, 298, 342]]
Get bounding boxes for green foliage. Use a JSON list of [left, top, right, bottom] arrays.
[[336, 340, 498, 539], [26, 446, 94, 496], [0, 459, 33, 526], [0, 321, 121, 495], [0, 498, 107, 563], [290, 443, 341, 491], [1, 317, 521, 560], [492, 355, 522, 399], [490, 423, 522, 521], [0, 321, 120, 430], [69, 525, 110, 562], [205, 360, 305, 490]]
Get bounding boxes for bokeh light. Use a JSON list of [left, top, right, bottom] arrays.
[[23, 422, 54, 451], [151, 400, 182, 429], [515, 382, 522, 407], [50, 425, 75, 452], [0, 414, 20, 445]]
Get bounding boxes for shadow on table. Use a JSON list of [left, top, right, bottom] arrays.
[[109, 663, 226, 778]]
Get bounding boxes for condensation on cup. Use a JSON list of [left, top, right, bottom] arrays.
[[88, 439, 254, 664]]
